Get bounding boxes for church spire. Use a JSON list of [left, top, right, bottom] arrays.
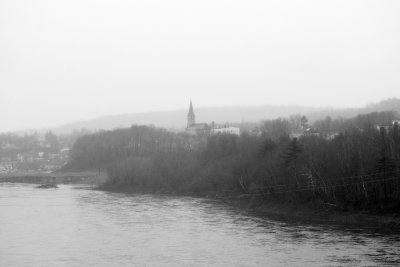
[[188, 101, 194, 116], [187, 101, 196, 128]]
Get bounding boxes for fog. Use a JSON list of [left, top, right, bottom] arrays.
[[1, 0, 399, 132]]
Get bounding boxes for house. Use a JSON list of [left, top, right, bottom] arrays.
[[289, 133, 303, 139], [325, 132, 340, 140], [211, 126, 240, 136], [0, 161, 16, 173], [376, 120, 400, 132], [289, 128, 320, 139], [303, 127, 320, 137]]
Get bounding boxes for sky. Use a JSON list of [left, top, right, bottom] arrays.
[[0, 0, 399, 132]]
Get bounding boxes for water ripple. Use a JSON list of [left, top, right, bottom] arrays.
[[0, 184, 399, 266]]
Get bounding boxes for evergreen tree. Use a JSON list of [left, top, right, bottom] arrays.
[[258, 138, 277, 155], [375, 126, 396, 202], [392, 122, 400, 168], [281, 138, 303, 184]]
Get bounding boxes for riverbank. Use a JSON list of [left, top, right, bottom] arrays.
[[0, 171, 108, 185], [2, 172, 398, 229], [221, 196, 400, 230], [98, 183, 400, 230]]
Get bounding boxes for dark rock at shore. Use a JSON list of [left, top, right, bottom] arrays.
[[36, 184, 58, 189]]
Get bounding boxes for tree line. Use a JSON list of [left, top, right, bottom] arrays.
[[64, 111, 400, 213]]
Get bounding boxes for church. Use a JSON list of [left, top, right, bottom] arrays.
[[185, 101, 211, 135], [185, 101, 240, 136]]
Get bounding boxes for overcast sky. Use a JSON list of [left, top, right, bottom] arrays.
[[1, 0, 399, 132]]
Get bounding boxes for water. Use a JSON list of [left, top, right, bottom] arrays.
[[0, 183, 399, 266]]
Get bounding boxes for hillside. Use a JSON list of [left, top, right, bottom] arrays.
[[306, 98, 400, 122], [52, 98, 400, 134], [52, 105, 320, 134]]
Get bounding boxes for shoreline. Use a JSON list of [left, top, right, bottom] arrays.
[[2, 173, 399, 230], [98, 184, 400, 230], [0, 171, 108, 185], [222, 196, 400, 230]]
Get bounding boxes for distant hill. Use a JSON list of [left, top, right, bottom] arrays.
[[306, 98, 400, 122], [52, 98, 400, 134], [52, 105, 320, 134]]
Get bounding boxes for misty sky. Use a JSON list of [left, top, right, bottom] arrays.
[[1, 0, 399, 132]]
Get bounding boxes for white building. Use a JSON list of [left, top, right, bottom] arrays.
[[211, 126, 240, 136]]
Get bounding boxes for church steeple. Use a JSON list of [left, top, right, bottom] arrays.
[[187, 101, 196, 127]]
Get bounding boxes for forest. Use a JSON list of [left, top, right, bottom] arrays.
[[64, 111, 400, 213]]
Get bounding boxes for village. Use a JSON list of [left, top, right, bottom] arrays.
[[0, 131, 72, 175]]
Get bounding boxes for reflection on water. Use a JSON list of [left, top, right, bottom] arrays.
[[0, 183, 399, 266]]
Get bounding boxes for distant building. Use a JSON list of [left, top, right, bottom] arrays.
[[289, 133, 303, 139], [326, 132, 340, 140], [376, 125, 391, 132], [303, 127, 320, 137], [187, 101, 195, 128], [289, 128, 320, 139], [0, 161, 16, 173], [376, 120, 400, 132], [185, 101, 211, 135], [211, 126, 240, 136], [185, 101, 241, 136]]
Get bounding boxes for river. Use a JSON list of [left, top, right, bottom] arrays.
[[0, 183, 399, 266]]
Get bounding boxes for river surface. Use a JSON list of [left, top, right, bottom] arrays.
[[0, 183, 399, 266]]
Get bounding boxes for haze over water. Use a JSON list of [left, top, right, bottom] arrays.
[[1, 183, 399, 266]]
